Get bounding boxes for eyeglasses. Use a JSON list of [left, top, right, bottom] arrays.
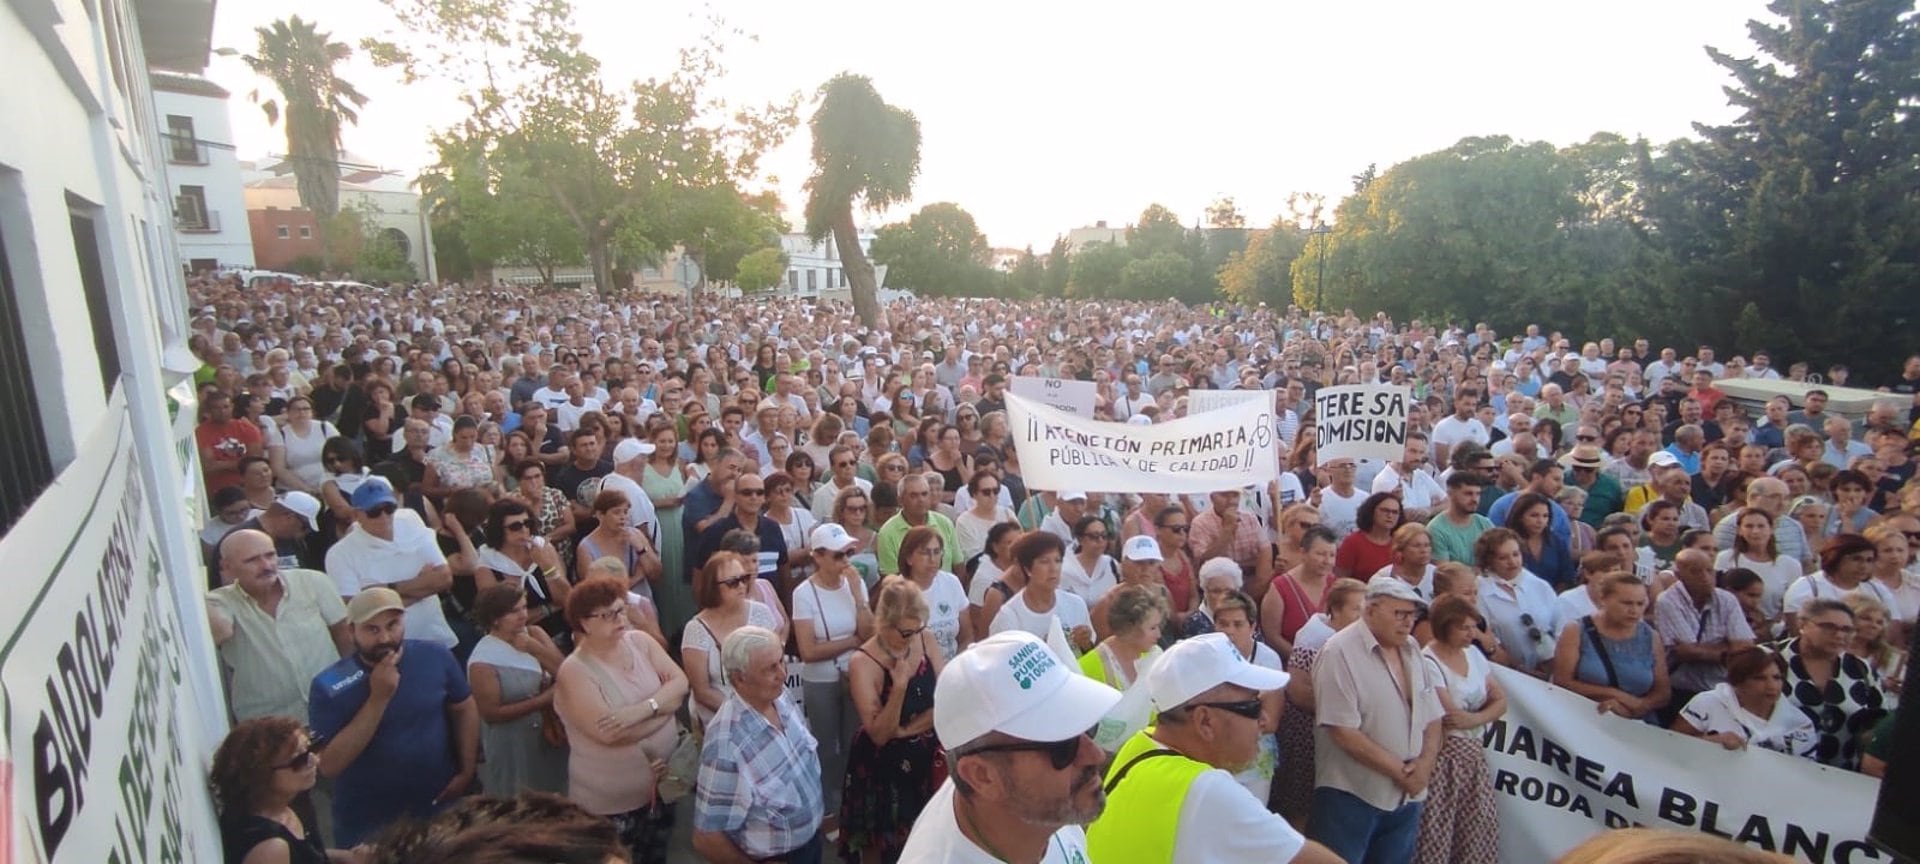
[[504, 519, 531, 532], [821, 549, 850, 561], [365, 504, 398, 519], [845, 505, 869, 514], [1193, 699, 1265, 721], [833, 460, 855, 469], [737, 488, 766, 497], [918, 546, 946, 559], [274, 742, 318, 772], [1081, 532, 1109, 542], [585, 604, 627, 621], [965, 730, 1092, 770], [718, 574, 753, 589], [1159, 523, 1189, 533], [1576, 435, 1599, 442], [975, 486, 1000, 496]]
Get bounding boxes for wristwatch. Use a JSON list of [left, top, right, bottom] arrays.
[[646, 697, 660, 717]]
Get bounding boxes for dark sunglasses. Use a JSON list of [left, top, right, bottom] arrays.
[[504, 519, 532, 532], [718, 574, 754, 589], [1194, 699, 1265, 720], [737, 488, 767, 497], [975, 486, 1000, 496], [967, 730, 1091, 770], [365, 504, 398, 519], [275, 743, 318, 771], [1159, 523, 1189, 533]]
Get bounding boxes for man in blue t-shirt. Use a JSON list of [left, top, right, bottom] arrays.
[[309, 587, 478, 847]]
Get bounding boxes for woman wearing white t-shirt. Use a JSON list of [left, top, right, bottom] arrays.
[[1059, 515, 1120, 606], [954, 473, 1017, 561], [1418, 595, 1507, 864], [1672, 647, 1815, 757], [898, 525, 974, 660], [792, 523, 874, 817], [1714, 508, 1803, 627], [990, 532, 1093, 656], [265, 395, 336, 493], [1781, 533, 1896, 632]]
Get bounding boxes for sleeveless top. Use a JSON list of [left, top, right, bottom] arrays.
[[1573, 617, 1658, 697], [1159, 554, 1196, 617], [221, 812, 326, 864], [1268, 571, 1327, 646], [577, 532, 644, 598]]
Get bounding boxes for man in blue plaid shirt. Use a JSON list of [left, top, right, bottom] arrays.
[[694, 625, 825, 863]]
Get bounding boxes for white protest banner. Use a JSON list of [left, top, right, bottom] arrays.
[[1314, 383, 1409, 464], [0, 391, 224, 864], [1186, 388, 1270, 415], [1007, 392, 1278, 494], [1010, 375, 1097, 417], [1486, 669, 1882, 863]]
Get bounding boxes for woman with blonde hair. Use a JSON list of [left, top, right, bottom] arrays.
[[1079, 583, 1167, 690], [1274, 503, 1324, 573], [839, 577, 946, 862], [1376, 522, 1437, 598], [1847, 593, 1907, 702]]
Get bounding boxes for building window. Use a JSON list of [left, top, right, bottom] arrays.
[[788, 270, 799, 292], [67, 206, 121, 397], [174, 185, 210, 231], [0, 224, 56, 535], [277, 225, 290, 239], [806, 269, 817, 292], [298, 225, 311, 239], [165, 115, 202, 164]]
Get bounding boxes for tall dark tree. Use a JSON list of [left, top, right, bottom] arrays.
[[245, 16, 367, 259], [805, 74, 921, 325]]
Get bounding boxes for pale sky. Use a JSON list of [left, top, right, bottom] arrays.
[[207, 0, 1773, 250]]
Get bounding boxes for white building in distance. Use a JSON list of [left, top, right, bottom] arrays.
[[242, 154, 438, 282], [151, 69, 254, 272], [776, 231, 887, 299]]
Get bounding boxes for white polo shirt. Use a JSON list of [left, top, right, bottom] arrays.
[[898, 780, 1091, 864], [324, 509, 457, 647]]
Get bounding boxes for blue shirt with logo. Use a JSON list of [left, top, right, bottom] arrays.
[[308, 639, 471, 846]]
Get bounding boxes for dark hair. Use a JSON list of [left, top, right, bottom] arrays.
[[472, 582, 527, 632], [1473, 527, 1522, 570], [1722, 567, 1763, 595], [1831, 469, 1872, 494], [694, 553, 749, 610], [1504, 492, 1555, 538], [239, 454, 271, 478], [898, 525, 946, 576], [1154, 505, 1188, 528], [1300, 524, 1339, 552], [1723, 646, 1788, 689], [1595, 525, 1635, 551], [209, 716, 307, 816], [483, 498, 534, 548], [1012, 530, 1066, 571], [210, 484, 250, 512], [445, 488, 492, 537], [366, 792, 629, 864], [512, 459, 546, 481], [1355, 492, 1402, 533], [1428, 595, 1484, 639], [1640, 499, 1680, 531], [1526, 458, 1560, 480], [322, 436, 365, 472], [453, 415, 479, 434], [1445, 471, 1484, 490], [1072, 514, 1108, 542], [1819, 533, 1877, 575], [765, 470, 795, 494]]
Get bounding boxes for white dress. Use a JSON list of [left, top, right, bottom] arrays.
[[1678, 684, 1816, 756]]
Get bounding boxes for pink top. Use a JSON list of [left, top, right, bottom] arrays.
[[558, 631, 679, 815]]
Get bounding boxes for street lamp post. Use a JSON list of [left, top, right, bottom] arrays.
[[1309, 222, 1333, 311]]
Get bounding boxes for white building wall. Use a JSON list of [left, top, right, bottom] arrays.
[[244, 182, 438, 281], [153, 83, 255, 269], [777, 231, 886, 298]]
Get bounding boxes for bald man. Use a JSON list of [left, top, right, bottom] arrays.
[[207, 529, 352, 722], [1651, 548, 1755, 725]]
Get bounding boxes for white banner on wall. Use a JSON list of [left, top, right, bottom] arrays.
[[1487, 668, 1882, 864], [0, 393, 224, 864], [1314, 383, 1410, 464], [1009, 375, 1098, 417], [1007, 392, 1278, 494], [1186, 388, 1270, 416]]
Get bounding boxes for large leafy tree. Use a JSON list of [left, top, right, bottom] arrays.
[[245, 16, 367, 257], [804, 74, 921, 325], [1219, 218, 1306, 307], [871, 202, 994, 296]]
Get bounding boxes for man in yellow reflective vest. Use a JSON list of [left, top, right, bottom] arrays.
[[1086, 633, 1343, 863]]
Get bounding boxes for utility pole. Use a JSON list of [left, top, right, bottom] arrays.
[[1309, 222, 1332, 310]]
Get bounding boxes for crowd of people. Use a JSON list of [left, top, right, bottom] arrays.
[[190, 273, 1919, 864]]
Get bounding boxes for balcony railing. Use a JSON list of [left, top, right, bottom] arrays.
[[162, 134, 209, 165], [175, 209, 221, 233]]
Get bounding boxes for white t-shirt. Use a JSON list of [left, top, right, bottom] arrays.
[[681, 600, 781, 727], [1713, 550, 1802, 622], [810, 477, 873, 521], [1317, 486, 1368, 538], [1370, 464, 1445, 512], [1422, 643, 1493, 739], [598, 471, 659, 542], [955, 507, 1016, 562], [1059, 554, 1120, 606], [920, 570, 970, 661], [1431, 415, 1490, 451], [1678, 684, 1816, 757], [324, 509, 456, 648], [1781, 573, 1899, 620], [1554, 587, 1598, 637], [898, 780, 1091, 864], [529, 385, 570, 410], [990, 589, 1091, 641], [1167, 760, 1309, 864], [791, 577, 859, 683], [1232, 643, 1285, 803], [267, 420, 337, 488], [555, 397, 603, 432], [968, 557, 1007, 607]]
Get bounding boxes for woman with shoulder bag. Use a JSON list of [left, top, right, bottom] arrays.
[[466, 583, 569, 796], [791, 523, 875, 825]]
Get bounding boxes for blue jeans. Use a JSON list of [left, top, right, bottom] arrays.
[[1310, 787, 1423, 864]]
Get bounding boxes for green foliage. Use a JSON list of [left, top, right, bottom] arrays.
[[1118, 252, 1192, 300], [1068, 242, 1131, 297], [870, 202, 996, 297], [1125, 204, 1187, 259], [1007, 246, 1045, 298], [734, 246, 788, 293], [804, 74, 921, 325], [1043, 236, 1071, 298], [1219, 219, 1307, 306], [245, 16, 367, 266]]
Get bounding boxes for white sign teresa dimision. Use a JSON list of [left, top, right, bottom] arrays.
[[1008, 375, 1098, 417], [1006, 392, 1278, 494], [1313, 383, 1410, 464]]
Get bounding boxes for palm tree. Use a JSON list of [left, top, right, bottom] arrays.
[[245, 16, 367, 258], [803, 74, 920, 327]]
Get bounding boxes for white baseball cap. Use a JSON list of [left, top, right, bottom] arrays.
[[611, 438, 656, 464], [809, 522, 859, 553], [1145, 632, 1290, 711], [934, 630, 1122, 751], [1648, 451, 1682, 469], [1057, 490, 1088, 502], [1122, 535, 1163, 562], [271, 491, 322, 533], [1126, 414, 1153, 426]]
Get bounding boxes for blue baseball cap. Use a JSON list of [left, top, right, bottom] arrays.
[[349, 479, 399, 511]]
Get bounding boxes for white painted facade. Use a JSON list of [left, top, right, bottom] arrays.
[[0, 0, 230, 858], [152, 71, 255, 271], [776, 230, 888, 298], [242, 157, 440, 282]]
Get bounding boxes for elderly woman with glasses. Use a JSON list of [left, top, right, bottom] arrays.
[[1781, 533, 1899, 634], [682, 553, 784, 730], [840, 577, 947, 863], [553, 575, 689, 860], [1778, 598, 1889, 769]]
